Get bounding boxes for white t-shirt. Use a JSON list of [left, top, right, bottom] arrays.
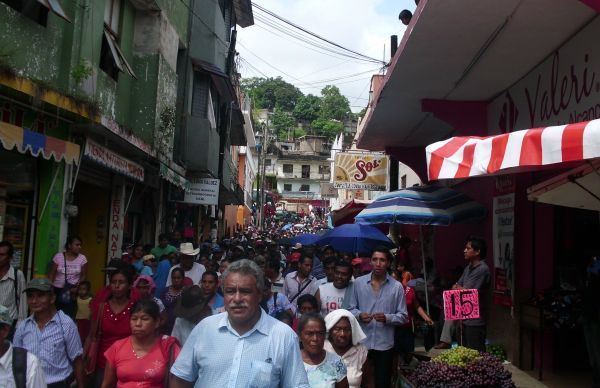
[[318, 283, 347, 316], [165, 262, 206, 286]]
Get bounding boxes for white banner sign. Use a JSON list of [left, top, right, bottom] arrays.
[[184, 178, 220, 205], [84, 139, 144, 182]]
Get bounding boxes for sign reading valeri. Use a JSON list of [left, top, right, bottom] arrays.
[[333, 152, 388, 191], [183, 178, 220, 205]]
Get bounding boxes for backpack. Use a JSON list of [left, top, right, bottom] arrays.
[[12, 346, 27, 388]]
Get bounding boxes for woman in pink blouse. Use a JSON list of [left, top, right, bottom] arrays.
[[48, 236, 88, 317], [101, 299, 180, 388]]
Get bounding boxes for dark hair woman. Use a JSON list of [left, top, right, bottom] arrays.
[[298, 313, 349, 388], [48, 236, 87, 317], [160, 267, 186, 334], [85, 266, 139, 388], [101, 299, 180, 388]]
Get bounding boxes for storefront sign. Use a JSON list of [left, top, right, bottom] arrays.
[[108, 182, 125, 260], [320, 182, 338, 198], [443, 289, 480, 320], [333, 152, 388, 191], [488, 18, 600, 133], [183, 178, 220, 205], [492, 176, 515, 307], [84, 139, 144, 182]]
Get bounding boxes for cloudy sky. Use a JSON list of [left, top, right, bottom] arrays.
[[237, 0, 417, 112]]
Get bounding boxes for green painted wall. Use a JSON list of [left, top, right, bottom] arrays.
[[157, 0, 190, 46]]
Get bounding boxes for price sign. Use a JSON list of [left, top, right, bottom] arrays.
[[443, 289, 480, 320]]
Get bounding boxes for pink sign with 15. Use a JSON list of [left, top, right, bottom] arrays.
[[443, 289, 480, 320]]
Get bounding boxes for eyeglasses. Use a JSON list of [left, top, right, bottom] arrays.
[[331, 327, 352, 334]]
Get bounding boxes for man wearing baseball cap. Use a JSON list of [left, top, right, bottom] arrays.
[[0, 304, 46, 388], [13, 278, 85, 388]]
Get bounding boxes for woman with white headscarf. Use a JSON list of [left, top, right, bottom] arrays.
[[324, 310, 371, 388]]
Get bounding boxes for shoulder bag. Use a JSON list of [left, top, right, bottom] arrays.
[[84, 302, 105, 375], [58, 253, 77, 305]]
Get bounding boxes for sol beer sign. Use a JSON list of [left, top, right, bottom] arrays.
[[333, 152, 388, 191]]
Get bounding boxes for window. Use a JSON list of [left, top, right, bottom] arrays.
[[319, 165, 330, 175], [283, 164, 293, 174], [104, 0, 121, 36], [99, 0, 135, 81], [191, 73, 210, 118], [265, 159, 271, 166], [283, 184, 292, 192], [301, 165, 310, 178], [219, 0, 233, 41], [2, 0, 48, 25], [300, 184, 310, 192], [401, 174, 407, 189]]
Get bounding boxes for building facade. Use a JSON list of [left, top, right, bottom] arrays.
[[0, 0, 253, 286]]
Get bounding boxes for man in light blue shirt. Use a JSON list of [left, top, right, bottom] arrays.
[[170, 259, 309, 388], [13, 278, 84, 388], [348, 246, 408, 388]]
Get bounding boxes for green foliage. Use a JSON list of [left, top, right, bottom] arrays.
[[71, 59, 93, 85], [293, 94, 321, 122], [241, 76, 301, 111], [311, 117, 344, 138], [270, 110, 295, 140], [156, 107, 176, 157], [319, 85, 351, 121], [241, 79, 353, 141]]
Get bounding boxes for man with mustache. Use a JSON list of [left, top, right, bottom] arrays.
[[170, 259, 309, 387]]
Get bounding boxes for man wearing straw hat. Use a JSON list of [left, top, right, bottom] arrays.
[[166, 243, 206, 287]]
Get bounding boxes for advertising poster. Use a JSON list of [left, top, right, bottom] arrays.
[[492, 176, 515, 307], [333, 152, 388, 191]]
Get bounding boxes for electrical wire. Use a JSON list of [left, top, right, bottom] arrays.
[[252, 3, 385, 65]]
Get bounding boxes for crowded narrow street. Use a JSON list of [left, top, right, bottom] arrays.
[[1, 0, 599, 387]]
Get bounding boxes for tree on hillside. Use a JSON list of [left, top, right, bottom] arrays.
[[270, 110, 296, 140], [311, 117, 344, 139], [293, 94, 321, 122], [320, 85, 351, 121], [241, 77, 302, 111]]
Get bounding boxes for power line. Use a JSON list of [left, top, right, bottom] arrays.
[[252, 2, 385, 65], [253, 13, 381, 64]]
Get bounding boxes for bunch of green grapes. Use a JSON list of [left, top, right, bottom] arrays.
[[433, 346, 481, 367], [486, 344, 507, 361]]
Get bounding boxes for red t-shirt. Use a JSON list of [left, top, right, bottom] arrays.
[[104, 336, 181, 388]]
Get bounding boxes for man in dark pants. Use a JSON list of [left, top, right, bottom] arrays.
[[349, 246, 408, 387], [453, 236, 491, 352]]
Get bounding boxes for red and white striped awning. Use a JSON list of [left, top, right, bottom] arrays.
[[426, 119, 600, 181]]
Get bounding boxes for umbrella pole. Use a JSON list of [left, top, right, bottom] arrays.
[[419, 226, 430, 315]]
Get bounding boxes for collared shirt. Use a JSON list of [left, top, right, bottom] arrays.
[[282, 271, 320, 303], [0, 342, 47, 388], [13, 310, 83, 384], [171, 310, 309, 388], [348, 274, 408, 351], [457, 260, 491, 326], [0, 267, 27, 322]]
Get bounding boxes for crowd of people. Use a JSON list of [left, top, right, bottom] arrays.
[[0, 225, 492, 388]]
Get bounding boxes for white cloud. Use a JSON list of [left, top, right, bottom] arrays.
[[237, 0, 414, 111]]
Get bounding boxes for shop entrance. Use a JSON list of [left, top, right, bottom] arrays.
[[0, 150, 35, 271], [71, 181, 109, 291], [552, 206, 599, 373]]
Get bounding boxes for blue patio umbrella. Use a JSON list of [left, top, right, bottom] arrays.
[[291, 233, 321, 246], [355, 185, 486, 226], [355, 185, 486, 314], [281, 223, 293, 231], [314, 224, 394, 254]]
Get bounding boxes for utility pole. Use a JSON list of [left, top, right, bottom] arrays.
[[259, 114, 269, 230]]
